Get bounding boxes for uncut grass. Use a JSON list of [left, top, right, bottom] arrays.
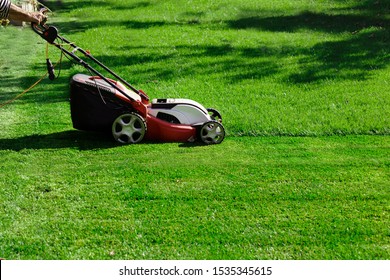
[[36, 0, 390, 137]]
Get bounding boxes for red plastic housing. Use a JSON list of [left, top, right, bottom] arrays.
[[145, 115, 197, 142]]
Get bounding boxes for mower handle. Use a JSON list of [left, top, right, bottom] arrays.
[[31, 22, 47, 37], [31, 9, 58, 43], [31, 12, 150, 102]]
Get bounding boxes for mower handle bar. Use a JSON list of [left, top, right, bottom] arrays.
[[32, 17, 149, 102]]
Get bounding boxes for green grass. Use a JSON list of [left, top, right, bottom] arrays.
[[1, 136, 389, 259], [0, 0, 389, 260]]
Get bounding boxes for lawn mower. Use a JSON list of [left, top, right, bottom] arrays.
[[32, 21, 225, 145]]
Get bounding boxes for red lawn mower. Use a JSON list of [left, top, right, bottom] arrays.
[[32, 21, 225, 145]]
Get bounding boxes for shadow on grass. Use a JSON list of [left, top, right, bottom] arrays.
[[39, 0, 108, 11], [0, 74, 30, 103], [28, 0, 390, 86], [0, 74, 71, 106], [70, 26, 387, 84], [0, 130, 116, 151], [228, 11, 388, 33], [56, 26, 388, 85], [344, 0, 390, 13], [0, 130, 209, 151], [227, 7, 389, 83], [287, 28, 389, 83], [39, 0, 153, 33]]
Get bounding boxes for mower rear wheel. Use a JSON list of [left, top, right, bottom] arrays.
[[199, 121, 225, 145], [207, 108, 222, 123], [112, 113, 147, 144]]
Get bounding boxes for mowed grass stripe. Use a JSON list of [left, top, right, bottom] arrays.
[[1, 136, 389, 259]]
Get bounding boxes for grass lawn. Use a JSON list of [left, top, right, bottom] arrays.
[[0, 0, 389, 259]]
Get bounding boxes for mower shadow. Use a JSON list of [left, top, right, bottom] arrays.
[[0, 131, 115, 151], [0, 131, 208, 151]]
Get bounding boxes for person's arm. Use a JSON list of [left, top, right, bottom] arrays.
[[8, 3, 45, 24], [0, 0, 11, 19], [0, 0, 45, 24]]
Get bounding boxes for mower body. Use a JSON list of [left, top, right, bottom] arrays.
[[32, 21, 225, 144], [149, 98, 210, 125], [69, 74, 225, 144]]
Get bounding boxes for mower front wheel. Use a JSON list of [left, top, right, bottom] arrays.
[[199, 121, 225, 145], [112, 112, 147, 144]]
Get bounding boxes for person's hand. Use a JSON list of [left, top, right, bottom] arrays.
[[29, 10, 47, 24]]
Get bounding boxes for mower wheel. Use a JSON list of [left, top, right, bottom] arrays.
[[112, 113, 147, 144], [199, 121, 225, 145], [207, 108, 222, 123]]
